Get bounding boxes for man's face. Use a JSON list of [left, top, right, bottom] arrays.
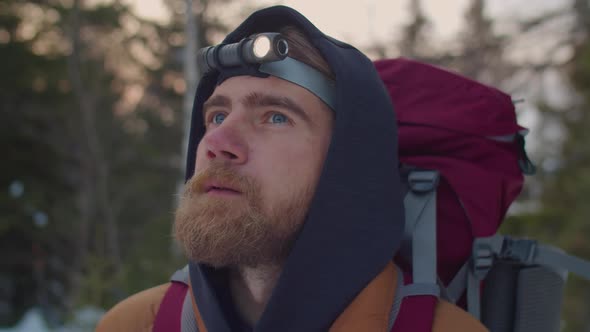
[[174, 75, 334, 268]]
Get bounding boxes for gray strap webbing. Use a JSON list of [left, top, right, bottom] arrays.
[[400, 283, 441, 297], [181, 290, 199, 332], [389, 170, 441, 327], [535, 245, 590, 280], [467, 270, 481, 319], [468, 234, 504, 319], [437, 277, 452, 302], [446, 262, 469, 303], [171, 265, 190, 285], [410, 190, 437, 284], [404, 170, 439, 286], [387, 265, 405, 331], [170, 265, 199, 332], [473, 235, 590, 280], [401, 193, 427, 257]]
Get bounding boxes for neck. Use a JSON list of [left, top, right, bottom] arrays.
[[229, 264, 282, 327]]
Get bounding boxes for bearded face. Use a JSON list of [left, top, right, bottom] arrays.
[[174, 75, 334, 268]]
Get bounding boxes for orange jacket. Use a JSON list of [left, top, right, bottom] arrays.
[[96, 262, 488, 332]]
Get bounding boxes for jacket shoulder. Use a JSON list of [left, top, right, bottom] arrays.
[[432, 300, 489, 332], [96, 283, 171, 332]]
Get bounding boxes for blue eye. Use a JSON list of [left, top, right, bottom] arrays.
[[212, 113, 226, 124], [269, 113, 288, 124]]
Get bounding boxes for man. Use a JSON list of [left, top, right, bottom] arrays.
[[97, 5, 488, 331]]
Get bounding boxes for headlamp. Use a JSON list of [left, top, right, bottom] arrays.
[[197, 33, 336, 110], [198, 33, 289, 73]]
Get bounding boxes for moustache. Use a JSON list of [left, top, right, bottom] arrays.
[[184, 163, 258, 197]]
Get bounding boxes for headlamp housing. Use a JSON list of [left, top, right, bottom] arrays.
[[198, 33, 288, 73]]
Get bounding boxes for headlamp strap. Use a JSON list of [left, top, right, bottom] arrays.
[[259, 57, 335, 110]]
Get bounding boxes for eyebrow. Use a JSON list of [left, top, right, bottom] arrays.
[[202, 95, 231, 117]]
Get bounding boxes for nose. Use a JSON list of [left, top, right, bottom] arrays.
[[201, 121, 248, 164]]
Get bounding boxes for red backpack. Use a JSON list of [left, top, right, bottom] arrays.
[[378, 57, 590, 332], [377, 57, 529, 331], [154, 58, 590, 332]]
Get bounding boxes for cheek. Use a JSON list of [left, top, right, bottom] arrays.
[[257, 135, 329, 199], [284, 125, 332, 177]]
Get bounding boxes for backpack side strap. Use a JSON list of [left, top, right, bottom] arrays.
[[534, 244, 590, 279], [468, 234, 590, 320]]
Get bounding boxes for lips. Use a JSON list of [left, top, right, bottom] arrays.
[[204, 181, 241, 194]]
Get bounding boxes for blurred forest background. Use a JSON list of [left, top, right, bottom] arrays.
[[2, 0, 590, 330]]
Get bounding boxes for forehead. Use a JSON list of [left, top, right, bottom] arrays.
[[209, 75, 325, 110]]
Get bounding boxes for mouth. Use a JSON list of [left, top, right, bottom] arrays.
[[204, 181, 242, 196]]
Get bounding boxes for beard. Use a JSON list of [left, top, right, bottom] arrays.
[[173, 162, 313, 268]]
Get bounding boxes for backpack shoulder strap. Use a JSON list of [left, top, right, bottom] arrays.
[[389, 264, 439, 332], [153, 265, 199, 332], [153, 281, 189, 332], [400, 169, 441, 298], [389, 270, 488, 332], [391, 169, 485, 332]]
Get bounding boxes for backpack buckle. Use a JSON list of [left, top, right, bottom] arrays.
[[471, 235, 505, 279], [472, 242, 495, 279], [500, 237, 537, 264], [408, 170, 440, 193], [471, 236, 538, 279]]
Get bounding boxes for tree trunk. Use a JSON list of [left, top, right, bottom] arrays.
[[180, 0, 200, 184], [66, 0, 121, 273]]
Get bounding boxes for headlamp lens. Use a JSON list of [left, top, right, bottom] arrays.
[[253, 35, 271, 59]]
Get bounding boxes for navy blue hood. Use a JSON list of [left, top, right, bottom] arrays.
[[184, 6, 404, 332]]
